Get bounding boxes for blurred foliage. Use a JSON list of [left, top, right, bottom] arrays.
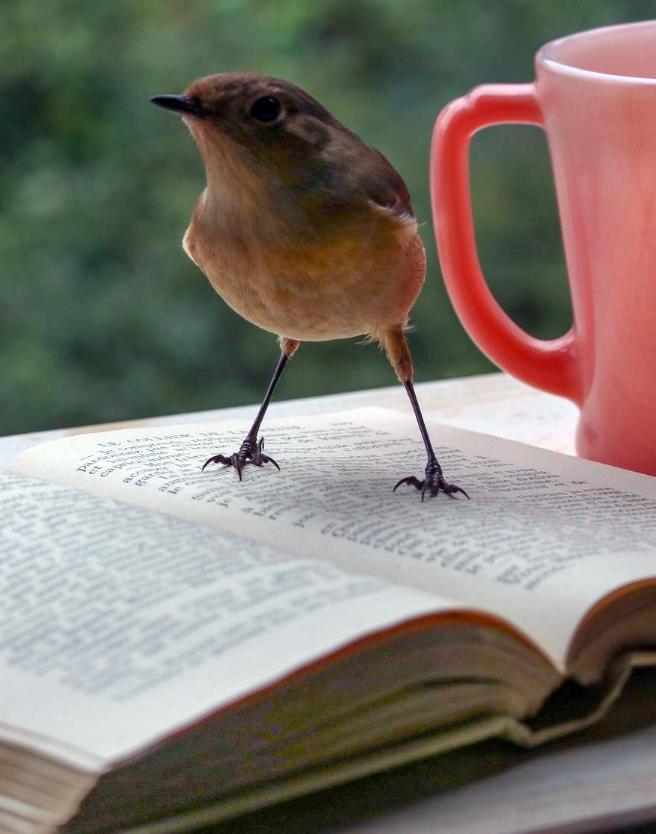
[[0, 0, 653, 433]]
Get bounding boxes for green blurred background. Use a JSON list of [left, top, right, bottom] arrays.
[[1, 0, 652, 435]]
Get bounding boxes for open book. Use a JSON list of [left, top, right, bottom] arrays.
[[3, 407, 656, 834]]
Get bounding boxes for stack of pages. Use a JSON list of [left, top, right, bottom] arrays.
[[2, 408, 655, 834]]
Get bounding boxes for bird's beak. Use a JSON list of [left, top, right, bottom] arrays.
[[150, 94, 208, 117]]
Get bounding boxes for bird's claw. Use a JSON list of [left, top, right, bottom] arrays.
[[393, 458, 469, 502], [202, 436, 280, 480]]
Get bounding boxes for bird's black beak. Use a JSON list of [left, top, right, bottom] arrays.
[[150, 94, 208, 117]]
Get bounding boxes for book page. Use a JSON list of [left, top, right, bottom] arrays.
[[9, 408, 656, 671], [0, 471, 448, 768]]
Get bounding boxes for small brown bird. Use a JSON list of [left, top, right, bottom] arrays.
[[152, 73, 467, 500]]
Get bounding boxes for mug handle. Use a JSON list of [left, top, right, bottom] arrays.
[[431, 83, 582, 404]]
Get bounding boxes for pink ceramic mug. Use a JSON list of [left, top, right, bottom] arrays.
[[432, 21, 656, 475]]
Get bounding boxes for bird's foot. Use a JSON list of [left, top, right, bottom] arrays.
[[201, 435, 280, 481], [393, 456, 469, 502]]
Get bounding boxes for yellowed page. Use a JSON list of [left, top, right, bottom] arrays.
[[0, 470, 454, 770], [10, 408, 656, 672]]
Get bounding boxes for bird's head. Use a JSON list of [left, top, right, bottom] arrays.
[[151, 72, 414, 239], [151, 73, 359, 206]]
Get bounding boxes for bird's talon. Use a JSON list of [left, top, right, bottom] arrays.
[[201, 453, 229, 471], [260, 453, 281, 471], [394, 459, 468, 502], [201, 435, 280, 479], [393, 475, 422, 492], [447, 484, 470, 500]]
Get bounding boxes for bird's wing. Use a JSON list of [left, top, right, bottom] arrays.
[[318, 125, 415, 220], [361, 146, 415, 220]]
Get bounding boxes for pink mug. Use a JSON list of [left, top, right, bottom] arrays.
[[432, 21, 656, 476]]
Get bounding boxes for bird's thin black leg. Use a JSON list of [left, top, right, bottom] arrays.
[[202, 351, 290, 479], [246, 351, 290, 440], [394, 380, 469, 501]]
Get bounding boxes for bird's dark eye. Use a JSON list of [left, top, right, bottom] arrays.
[[249, 96, 282, 123]]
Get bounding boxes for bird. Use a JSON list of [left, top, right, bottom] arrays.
[[151, 73, 467, 501]]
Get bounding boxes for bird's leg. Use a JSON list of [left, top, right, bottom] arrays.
[[395, 379, 469, 500], [380, 330, 469, 501], [202, 338, 299, 480]]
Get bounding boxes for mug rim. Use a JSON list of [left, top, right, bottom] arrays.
[[537, 19, 656, 84]]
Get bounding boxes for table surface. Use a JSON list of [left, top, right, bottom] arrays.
[[2, 372, 655, 834], [0, 371, 578, 466]]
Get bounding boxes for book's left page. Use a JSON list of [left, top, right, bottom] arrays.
[[0, 470, 449, 768]]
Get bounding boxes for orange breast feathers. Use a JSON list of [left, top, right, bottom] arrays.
[[183, 194, 426, 343]]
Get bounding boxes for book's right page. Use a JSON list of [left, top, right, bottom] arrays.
[[10, 407, 656, 678]]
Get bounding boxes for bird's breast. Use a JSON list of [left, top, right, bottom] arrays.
[[183, 199, 425, 341]]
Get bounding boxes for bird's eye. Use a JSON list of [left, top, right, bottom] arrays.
[[249, 96, 282, 124]]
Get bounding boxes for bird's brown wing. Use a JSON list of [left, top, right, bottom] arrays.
[[314, 124, 415, 220], [361, 146, 415, 220]]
